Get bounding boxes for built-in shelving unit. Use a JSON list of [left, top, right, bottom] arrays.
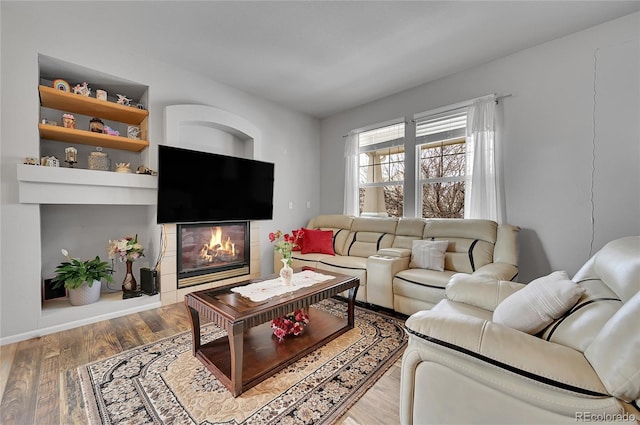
[[38, 85, 149, 151], [28, 56, 158, 341], [40, 290, 161, 333], [39, 124, 149, 151], [39, 85, 148, 124]]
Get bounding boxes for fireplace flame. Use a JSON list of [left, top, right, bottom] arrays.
[[200, 227, 237, 262]]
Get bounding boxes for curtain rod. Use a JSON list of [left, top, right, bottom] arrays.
[[496, 93, 512, 103]]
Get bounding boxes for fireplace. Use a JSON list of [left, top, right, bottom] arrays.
[[177, 221, 250, 288]]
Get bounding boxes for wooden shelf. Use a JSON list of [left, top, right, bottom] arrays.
[[39, 124, 149, 152], [39, 85, 148, 125]]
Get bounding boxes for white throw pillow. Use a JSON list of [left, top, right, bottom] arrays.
[[493, 271, 585, 335], [409, 240, 448, 271]]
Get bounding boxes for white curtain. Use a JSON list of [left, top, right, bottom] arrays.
[[464, 95, 504, 223], [343, 132, 359, 216]]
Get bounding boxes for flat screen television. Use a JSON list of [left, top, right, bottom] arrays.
[[157, 145, 274, 224]]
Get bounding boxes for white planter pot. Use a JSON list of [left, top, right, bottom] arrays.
[[68, 279, 102, 306]]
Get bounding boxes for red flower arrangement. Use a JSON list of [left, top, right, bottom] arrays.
[[268, 229, 304, 266], [271, 309, 310, 341]]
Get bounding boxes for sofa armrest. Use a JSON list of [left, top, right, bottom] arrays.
[[473, 262, 519, 281], [404, 311, 609, 397], [377, 247, 411, 258], [446, 273, 525, 311], [367, 254, 411, 309]]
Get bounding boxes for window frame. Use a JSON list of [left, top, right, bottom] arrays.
[[357, 121, 405, 217]]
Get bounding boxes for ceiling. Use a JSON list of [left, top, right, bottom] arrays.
[[84, 1, 639, 118]]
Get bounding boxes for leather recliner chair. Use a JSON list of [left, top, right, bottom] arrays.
[[400, 236, 640, 424]]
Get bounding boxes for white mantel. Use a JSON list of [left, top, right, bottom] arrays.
[[17, 164, 158, 205]]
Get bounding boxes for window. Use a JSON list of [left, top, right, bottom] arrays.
[[358, 122, 405, 217], [349, 105, 473, 219], [415, 108, 467, 218]]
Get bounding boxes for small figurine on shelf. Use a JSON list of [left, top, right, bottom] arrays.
[[116, 94, 131, 106], [127, 125, 141, 140], [64, 147, 78, 168], [103, 126, 119, 136], [41, 118, 57, 126], [62, 114, 76, 129], [96, 89, 107, 101], [136, 166, 157, 176], [53, 79, 70, 92], [45, 156, 60, 167], [115, 162, 131, 173], [72, 82, 91, 97], [23, 157, 39, 165], [89, 118, 105, 133]]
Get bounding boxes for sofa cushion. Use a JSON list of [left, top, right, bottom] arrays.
[[539, 278, 622, 352], [410, 240, 448, 271], [316, 256, 368, 302], [423, 220, 497, 273], [395, 268, 455, 291], [493, 271, 585, 335], [430, 299, 494, 322], [539, 237, 638, 353], [393, 268, 456, 309], [318, 254, 367, 272], [392, 218, 426, 250], [290, 252, 333, 269], [573, 236, 640, 303], [585, 291, 640, 402], [301, 228, 335, 255], [445, 273, 526, 311], [344, 217, 397, 258]]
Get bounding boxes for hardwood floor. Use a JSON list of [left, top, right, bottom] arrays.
[[0, 302, 402, 425]]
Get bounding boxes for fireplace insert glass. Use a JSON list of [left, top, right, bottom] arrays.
[[177, 221, 250, 288]]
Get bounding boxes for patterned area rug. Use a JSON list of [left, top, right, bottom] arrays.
[[79, 298, 407, 424]]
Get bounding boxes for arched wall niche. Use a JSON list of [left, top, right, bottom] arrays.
[[159, 104, 265, 305], [164, 104, 262, 159]]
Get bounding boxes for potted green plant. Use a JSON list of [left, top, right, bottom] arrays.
[[52, 249, 113, 306]]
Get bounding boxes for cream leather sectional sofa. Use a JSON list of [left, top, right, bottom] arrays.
[[274, 214, 520, 316], [400, 236, 640, 424]]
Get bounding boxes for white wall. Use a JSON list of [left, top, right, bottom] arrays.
[[0, 3, 320, 340], [320, 12, 640, 282]]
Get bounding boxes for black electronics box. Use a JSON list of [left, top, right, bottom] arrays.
[[140, 268, 158, 295], [42, 277, 67, 301]]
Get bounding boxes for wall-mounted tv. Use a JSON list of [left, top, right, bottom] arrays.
[[157, 145, 274, 224]]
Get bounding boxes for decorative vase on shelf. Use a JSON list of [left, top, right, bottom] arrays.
[[122, 260, 138, 298], [280, 258, 293, 286]]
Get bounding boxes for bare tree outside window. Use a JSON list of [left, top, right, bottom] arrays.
[[419, 140, 465, 218]]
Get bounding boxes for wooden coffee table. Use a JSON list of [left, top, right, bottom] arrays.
[[184, 267, 359, 396]]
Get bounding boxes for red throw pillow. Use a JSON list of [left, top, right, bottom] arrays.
[[291, 228, 304, 251], [301, 228, 335, 255]]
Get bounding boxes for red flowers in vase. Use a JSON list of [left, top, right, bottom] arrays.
[[271, 309, 310, 341]]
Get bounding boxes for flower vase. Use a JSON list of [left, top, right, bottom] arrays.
[[122, 260, 138, 298], [280, 258, 293, 286]]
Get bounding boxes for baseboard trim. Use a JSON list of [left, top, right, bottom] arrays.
[[0, 300, 162, 346]]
